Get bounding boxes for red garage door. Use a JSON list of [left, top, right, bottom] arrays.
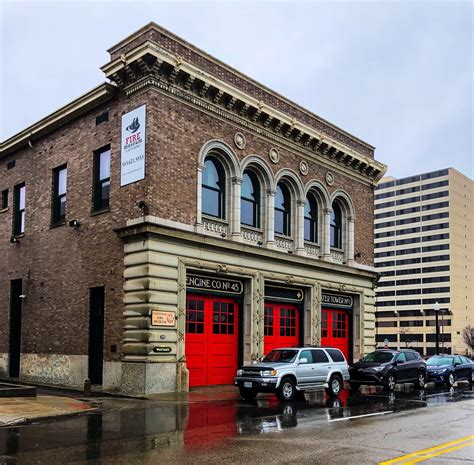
[[320, 309, 349, 361], [185, 295, 238, 387], [264, 304, 300, 355]]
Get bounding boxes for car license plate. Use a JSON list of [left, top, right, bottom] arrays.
[[244, 382, 253, 388]]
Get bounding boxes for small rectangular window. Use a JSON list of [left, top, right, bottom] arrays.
[[7, 160, 16, 170], [1, 189, 8, 209], [13, 183, 25, 235], [93, 146, 111, 211], [52, 165, 67, 224], [95, 111, 109, 126]]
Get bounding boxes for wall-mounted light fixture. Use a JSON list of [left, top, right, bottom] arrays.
[[69, 219, 80, 228]]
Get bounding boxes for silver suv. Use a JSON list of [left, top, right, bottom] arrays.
[[234, 347, 350, 402]]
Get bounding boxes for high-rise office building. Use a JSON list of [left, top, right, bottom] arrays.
[[374, 168, 473, 356]]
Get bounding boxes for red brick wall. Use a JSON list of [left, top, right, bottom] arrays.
[[0, 85, 374, 359]]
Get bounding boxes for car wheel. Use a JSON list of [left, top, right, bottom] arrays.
[[349, 382, 360, 392], [385, 373, 396, 391], [416, 371, 426, 389], [446, 372, 455, 387], [326, 375, 343, 397], [276, 377, 296, 402], [239, 387, 258, 401]]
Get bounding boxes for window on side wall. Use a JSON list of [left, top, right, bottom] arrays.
[[93, 146, 111, 212], [52, 164, 67, 224], [13, 183, 25, 235]]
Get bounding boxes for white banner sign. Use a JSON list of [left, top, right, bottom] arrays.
[[121, 104, 146, 186]]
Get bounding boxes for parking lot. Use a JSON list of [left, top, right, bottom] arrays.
[[1, 384, 473, 464]]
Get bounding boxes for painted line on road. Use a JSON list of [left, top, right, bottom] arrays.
[[328, 411, 393, 422], [378, 434, 474, 464]]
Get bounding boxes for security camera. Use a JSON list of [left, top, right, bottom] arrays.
[[220, 232, 227, 238]]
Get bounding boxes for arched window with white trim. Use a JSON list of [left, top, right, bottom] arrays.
[[202, 158, 225, 219], [304, 193, 318, 243], [330, 202, 343, 249], [241, 171, 260, 228], [275, 183, 291, 236]]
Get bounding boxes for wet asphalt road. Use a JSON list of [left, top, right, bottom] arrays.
[[1, 385, 473, 464]]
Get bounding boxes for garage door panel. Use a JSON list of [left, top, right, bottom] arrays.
[[186, 294, 238, 387], [264, 304, 300, 355], [321, 309, 349, 361]]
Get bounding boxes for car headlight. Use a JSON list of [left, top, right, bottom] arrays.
[[372, 366, 385, 371], [434, 369, 447, 374], [237, 369, 243, 376], [262, 370, 277, 377]]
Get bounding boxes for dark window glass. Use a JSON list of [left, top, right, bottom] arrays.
[[375, 251, 395, 258], [186, 297, 204, 334], [422, 254, 450, 263], [374, 261, 396, 268], [423, 265, 450, 273], [375, 334, 397, 343], [397, 196, 420, 206], [377, 180, 395, 189], [279, 307, 296, 336], [397, 175, 420, 186], [422, 222, 449, 232], [421, 169, 449, 180], [423, 297, 450, 304], [396, 185, 420, 195], [422, 287, 450, 294], [304, 193, 318, 242], [396, 268, 421, 275], [396, 247, 421, 256], [375, 220, 396, 229], [422, 180, 449, 190], [330, 202, 342, 248], [396, 278, 421, 285], [422, 201, 449, 211], [400, 320, 424, 327], [321, 311, 328, 338], [426, 333, 451, 342], [375, 200, 395, 210], [7, 160, 16, 169], [95, 111, 109, 125], [377, 281, 396, 287], [241, 171, 260, 228], [1, 189, 8, 209], [377, 290, 395, 297], [375, 211, 395, 219], [397, 289, 421, 295], [375, 241, 395, 248], [312, 349, 330, 363], [422, 212, 449, 221], [396, 299, 421, 305], [376, 300, 396, 307], [397, 237, 421, 245], [275, 183, 291, 236], [397, 258, 421, 265], [396, 206, 421, 215], [13, 183, 25, 235], [93, 146, 111, 211], [397, 227, 420, 236], [264, 306, 274, 336], [376, 311, 397, 317], [396, 217, 420, 225], [422, 244, 449, 252], [326, 349, 345, 362], [422, 233, 449, 242], [423, 276, 449, 283], [375, 231, 395, 238], [374, 191, 395, 200], [376, 321, 398, 327], [212, 301, 234, 335], [202, 158, 225, 218], [52, 165, 67, 224]]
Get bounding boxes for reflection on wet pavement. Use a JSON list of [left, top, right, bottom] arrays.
[[0, 385, 472, 463]]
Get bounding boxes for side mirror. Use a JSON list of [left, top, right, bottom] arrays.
[[299, 358, 308, 364]]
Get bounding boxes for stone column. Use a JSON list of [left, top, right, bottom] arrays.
[[231, 176, 243, 241], [322, 208, 332, 261], [266, 188, 276, 248], [295, 199, 306, 255], [195, 163, 204, 234], [346, 216, 355, 265]]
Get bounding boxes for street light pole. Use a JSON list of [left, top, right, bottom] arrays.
[[434, 301, 440, 355]]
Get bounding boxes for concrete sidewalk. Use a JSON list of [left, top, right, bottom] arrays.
[[0, 395, 96, 426]]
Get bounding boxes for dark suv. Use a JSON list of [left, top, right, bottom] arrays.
[[349, 349, 427, 391]]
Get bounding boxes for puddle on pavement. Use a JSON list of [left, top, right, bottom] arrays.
[[1, 385, 472, 462]]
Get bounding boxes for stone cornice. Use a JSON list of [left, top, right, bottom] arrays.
[[107, 22, 375, 154], [101, 43, 386, 184], [1, 83, 117, 158]]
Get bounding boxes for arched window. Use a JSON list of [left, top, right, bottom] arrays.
[[275, 183, 291, 236], [241, 171, 260, 228], [202, 158, 225, 218], [304, 194, 318, 242], [330, 202, 342, 248]]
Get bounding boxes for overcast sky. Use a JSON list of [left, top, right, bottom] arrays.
[[1, 1, 472, 179]]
